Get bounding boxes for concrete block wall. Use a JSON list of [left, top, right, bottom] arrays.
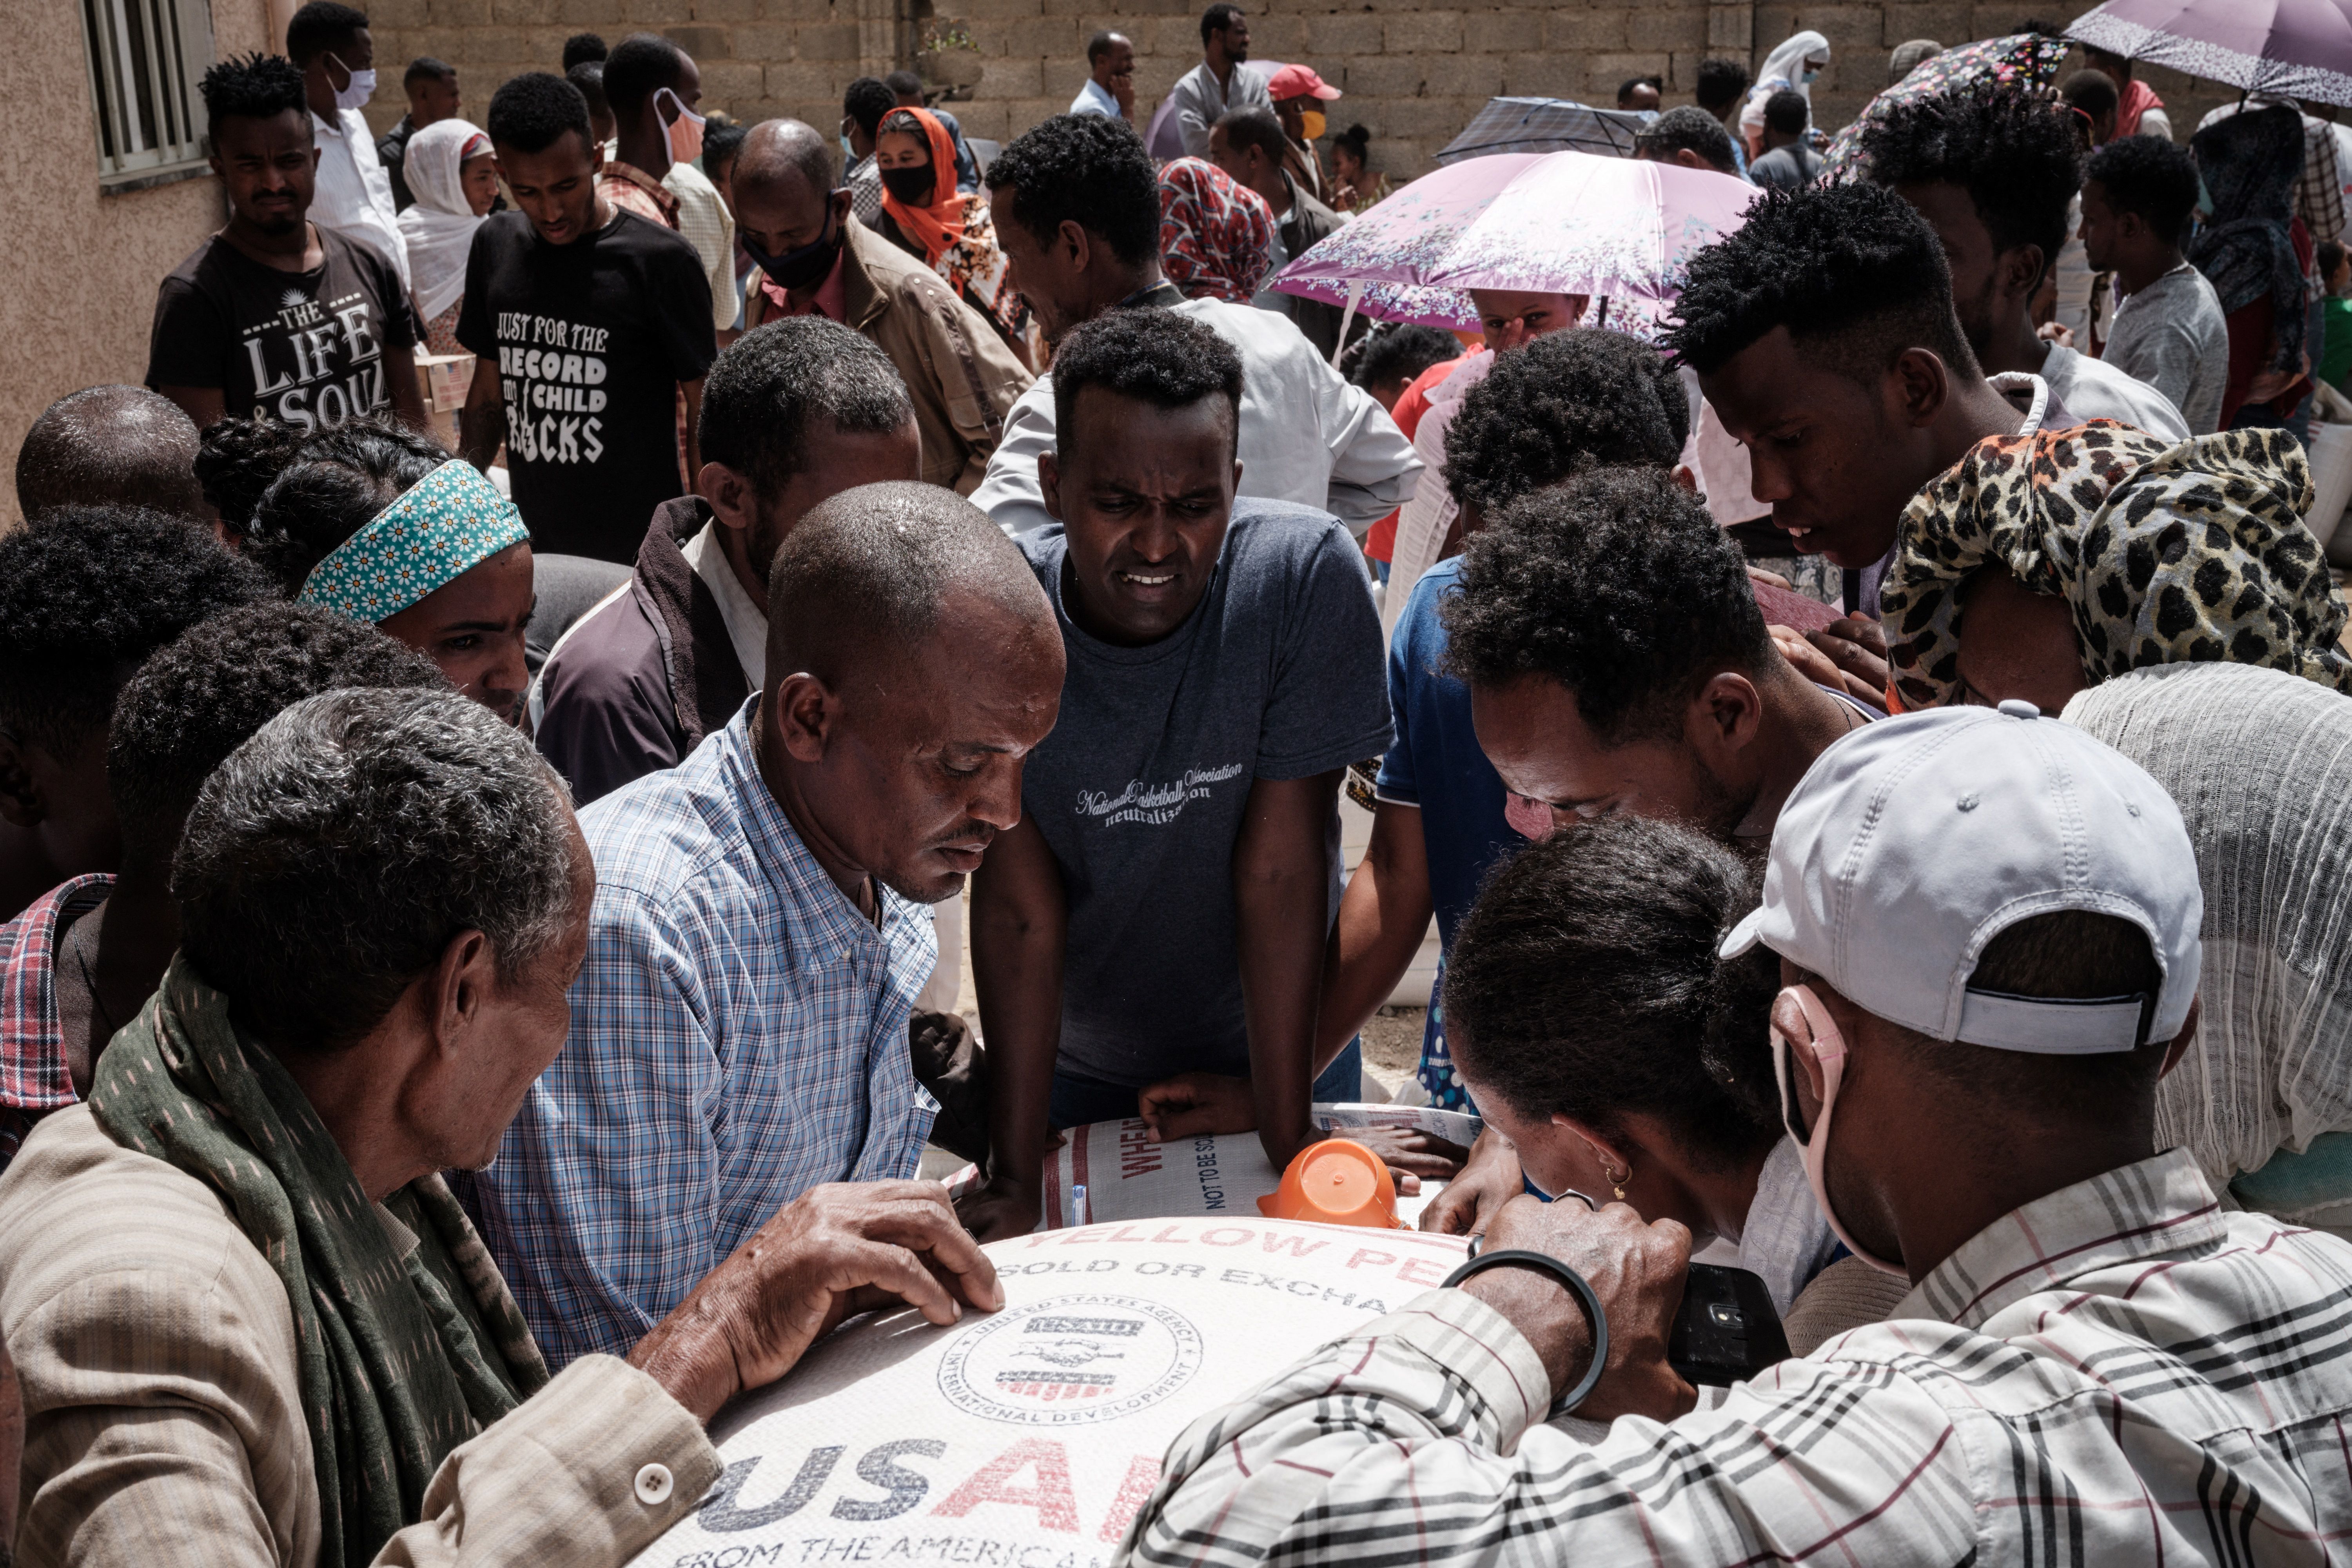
[[366, 1, 2238, 183]]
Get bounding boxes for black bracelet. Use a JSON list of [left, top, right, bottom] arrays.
[[1441, 1248, 1610, 1418]]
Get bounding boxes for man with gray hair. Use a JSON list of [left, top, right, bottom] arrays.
[[13, 385, 208, 526], [0, 686, 1001, 1564], [465, 480, 1063, 1366], [532, 316, 922, 806]]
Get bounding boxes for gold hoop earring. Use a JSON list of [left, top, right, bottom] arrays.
[[1581, 1136, 1631, 1203]]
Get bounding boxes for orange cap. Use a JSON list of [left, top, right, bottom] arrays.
[[1256, 1138, 1403, 1229]]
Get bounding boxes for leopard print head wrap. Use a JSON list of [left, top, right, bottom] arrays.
[[1880, 421, 2351, 709]]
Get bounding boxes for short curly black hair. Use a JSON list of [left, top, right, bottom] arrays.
[[194, 416, 307, 543], [1635, 105, 1739, 174], [704, 113, 748, 174], [1441, 329, 1689, 513], [1444, 812, 1782, 1162], [1694, 57, 1750, 114], [984, 114, 1160, 270], [1861, 84, 2082, 288], [107, 602, 444, 859], [1440, 466, 1768, 743], [283, 1, 366, 67], [701, 317, 914, 501], [1048, 308, 1244, 459], [844, 76, 897, 139], [0, 506, 271, 759], [2086, 133, 2201, 246], [1663, 181, 1973, 385], [1346, 322, 1460, 392], [487, 70, 592, 156], [243, 421, 450, 593], [602, 32, 684, 120], [198, 52, 307, 127]]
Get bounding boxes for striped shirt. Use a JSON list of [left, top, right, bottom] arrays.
[[459, 701, 937, 1366], [1123, 1148, 2352, 1567]]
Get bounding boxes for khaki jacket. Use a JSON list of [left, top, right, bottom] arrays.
[[750, 222, 1032, 495], [0, 1105, 721, 1566]]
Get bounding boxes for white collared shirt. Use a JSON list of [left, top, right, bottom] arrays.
[[679, 519, 769, 689], [309, 108, 410, 294]]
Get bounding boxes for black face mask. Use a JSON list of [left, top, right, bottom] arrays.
[[744, 202, 842, 292], [880, 163, 937, 206]]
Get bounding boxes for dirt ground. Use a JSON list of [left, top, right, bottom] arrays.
[[1360, 1007, 1426, 1100]]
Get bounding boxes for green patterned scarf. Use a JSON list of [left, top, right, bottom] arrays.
[[88, 957, 550, 1566]]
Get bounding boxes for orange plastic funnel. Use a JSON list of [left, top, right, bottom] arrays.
[[1256, 1138, 1403, 1228]]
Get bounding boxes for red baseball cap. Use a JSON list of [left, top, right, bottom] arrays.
[[1266, 64, 1341, 102]]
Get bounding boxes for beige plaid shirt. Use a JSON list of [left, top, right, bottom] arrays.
[[665, 160, 741, 333], [0, 1106, 721, 1566]]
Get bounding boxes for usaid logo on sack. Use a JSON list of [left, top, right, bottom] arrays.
[[938, 1295, 1202, 1426]]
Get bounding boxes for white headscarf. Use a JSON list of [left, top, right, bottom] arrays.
[[1740, 30, 1831, 149], [2063, 662, 2352, 1209], [396, 117, 492, 321]]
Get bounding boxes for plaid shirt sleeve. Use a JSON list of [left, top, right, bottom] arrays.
[[2304, 119, 2345, 246], [487, 885, 736, 1365], [1120, 1289, 1983, 1568], [1121, 1151, 2352, 1568]]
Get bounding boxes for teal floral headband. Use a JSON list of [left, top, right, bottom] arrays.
[[296, 460, 531, 624]]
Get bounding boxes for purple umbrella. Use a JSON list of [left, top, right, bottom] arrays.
[[1271, 152, 1546, 331], [2069, 0, 2352, 107], [1427, 151, 1761, 305]]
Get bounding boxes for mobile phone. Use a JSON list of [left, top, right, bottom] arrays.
[[1668, 1262, 1790, 1386]]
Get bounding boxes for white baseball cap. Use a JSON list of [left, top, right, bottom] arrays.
[[1721, 700, 2202, 1054]]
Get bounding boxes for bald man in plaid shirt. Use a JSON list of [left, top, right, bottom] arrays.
[[1123, 706, 2352, 1566]]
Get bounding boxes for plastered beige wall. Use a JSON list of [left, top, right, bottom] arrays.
[[1, 0, 276, 528]]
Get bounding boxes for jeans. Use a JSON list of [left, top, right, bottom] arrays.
[[1050, 1038, 1365, 1131]]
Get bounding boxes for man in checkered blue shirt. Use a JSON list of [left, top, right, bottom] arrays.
[[1124, 704, 2352, 1566], [461, 481, 1063, 1367]]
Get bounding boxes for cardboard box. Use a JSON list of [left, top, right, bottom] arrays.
[[414, 349, 474, 449]]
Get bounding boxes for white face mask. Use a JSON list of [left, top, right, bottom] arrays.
[[330, 57, 376, 112], [1771, 985, 1906, 1276]]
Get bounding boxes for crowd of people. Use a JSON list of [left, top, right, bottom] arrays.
[[2, 0, 2351, 1560]]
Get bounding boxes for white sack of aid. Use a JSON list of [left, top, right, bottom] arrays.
[[630, 1216, 1472, 1568]]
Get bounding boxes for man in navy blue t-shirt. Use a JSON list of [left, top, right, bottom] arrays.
[[962, 308, 1390, 1240]]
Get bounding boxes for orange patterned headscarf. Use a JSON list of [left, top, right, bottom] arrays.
[[877, 107, 964, 265]]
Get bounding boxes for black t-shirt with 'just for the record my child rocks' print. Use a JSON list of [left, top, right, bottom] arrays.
[[457, 207, 716, 564]]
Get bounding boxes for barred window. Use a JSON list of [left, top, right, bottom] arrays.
[[81, 0, 214, 190]]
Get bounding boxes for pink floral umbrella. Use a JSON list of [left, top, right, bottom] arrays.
[[1271, 152, 1546, 330], [1425, 151, 1761, 310], [1816, 34, 2074, 185]]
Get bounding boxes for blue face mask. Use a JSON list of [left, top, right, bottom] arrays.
[[1801, 66, 1821, 83], [840, 134, 854, 161]]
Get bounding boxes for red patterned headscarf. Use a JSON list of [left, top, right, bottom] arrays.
[[1157, 157, 1276, 304]]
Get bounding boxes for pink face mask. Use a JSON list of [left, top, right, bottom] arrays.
[[1771, 984, 1906, 1276]]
